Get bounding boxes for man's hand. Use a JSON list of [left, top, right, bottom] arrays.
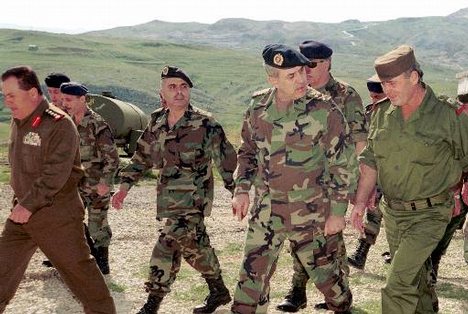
[[453, 190, 462, 217], [324, 215, 346, 236], [462, 181, 468, 206], [111, 186, 128, 210], [9, 204, 32, 224], [96, 182, 110, 196], [351, 203, 366, 235], [232, 193, 249, 221]]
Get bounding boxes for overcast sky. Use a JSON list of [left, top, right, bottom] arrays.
[[2, 0, 467, 33]]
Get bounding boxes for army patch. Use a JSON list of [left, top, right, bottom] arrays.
[[162, 66, 169, 76], [273, 53, 284, 66], [23, 132, 41, 146]]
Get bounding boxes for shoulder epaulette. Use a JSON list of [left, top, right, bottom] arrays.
[[44, 108, 65, 121], [374, 97, 389, 106], [252, 88, 271, 98], [437, 94, 459, 110], [191, 105, 212, 118], [306, 87, 332, 102]]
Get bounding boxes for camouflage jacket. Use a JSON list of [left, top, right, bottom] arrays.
[[234, 87, 354, 216], [9, 99, 84, 214], [318, 75, 368, 143], [120, 104, 237, 218], [77, 108, 119, 189]]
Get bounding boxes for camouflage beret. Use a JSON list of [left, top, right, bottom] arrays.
[[60, 82, 88, 96], [262, 44, 310, 69], [374, 45, 419, 80], [44, 72, 70, 88], [366, 74, 383, 93], [161, 66, 193, 88], [299, 40, 333, 59]]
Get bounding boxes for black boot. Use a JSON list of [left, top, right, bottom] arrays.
[[137, 294, 164, 314], [348, 239, 371, 270], [193, 276, 232, 313], [276, 286, 307, 312], [96, 246, 110, 275], [431, 252, 442, 283]]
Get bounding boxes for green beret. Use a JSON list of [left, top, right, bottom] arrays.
[[44, 73, 70, 88], [374, 45, 419, 80], [262, 44, 310, 69], [60, 82, 88, 96], [299, 40, 333, 59], [161, 66, 193, 88]]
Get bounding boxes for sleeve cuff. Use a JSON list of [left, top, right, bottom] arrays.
[[331, 202, 348, 216]]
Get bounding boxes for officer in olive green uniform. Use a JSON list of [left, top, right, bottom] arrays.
[[231, 44, 354, 314], [0, 66, 116, 313], [351, 45, 468, 314], [277, 40, 368, 313], [61, 82, 120, 275], [112, 66, 237, 314]]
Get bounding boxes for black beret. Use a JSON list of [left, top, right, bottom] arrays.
[[299, 40, 333, 59], [161, 66, 193, 88], [60, 82, 88, 96], [366, 74, 384, 93], [262, 44, 310, 69], [44, 72, 70, 88]]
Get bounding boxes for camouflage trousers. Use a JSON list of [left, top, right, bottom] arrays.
[[381, 196, 452, 314], [145, 214, 222, 297], [232, 202, 352, 314], [362, 205, 384, 245], [290, 231, 349, 288], [80, 191, 112, 248]]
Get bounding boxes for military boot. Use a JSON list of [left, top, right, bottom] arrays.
[[137, 294, 164, 314], [96, 246, 110, 275], [276, 286, 307, 312], [347, 239, 371, 270], [193, 276, 232, 313]]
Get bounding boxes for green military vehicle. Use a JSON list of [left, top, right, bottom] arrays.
[[88, 92, 149, 156]]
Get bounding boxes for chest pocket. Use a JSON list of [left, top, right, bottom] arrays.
[[284, 118, 322, 171], [21, 144, 42, 174]]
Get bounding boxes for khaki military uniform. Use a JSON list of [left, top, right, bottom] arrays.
[[78, 108, 119, 248], [291, 76, 367, 286], [231, 87, 354, 313], [0, 100, 115, 313], [360, 85, 468, 313], [120, 104, 237, 296]]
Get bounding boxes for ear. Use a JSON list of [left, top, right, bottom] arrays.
[[28, 87, 39, 98], [409, 70, 420, 85]]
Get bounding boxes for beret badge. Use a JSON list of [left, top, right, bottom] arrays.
[[273, 53, 284, 66]]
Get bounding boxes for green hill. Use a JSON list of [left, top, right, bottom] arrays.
[[1, 10, 467, 140]]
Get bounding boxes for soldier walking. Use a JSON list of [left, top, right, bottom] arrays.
[[351, 45, 468, 313], [0, 66, 116, 313], [231, 44, 354, 314], [61, 82, 120, 274], [112, 66, 237, 314]]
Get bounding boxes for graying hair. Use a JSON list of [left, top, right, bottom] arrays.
[[263, 63, 280, 78]]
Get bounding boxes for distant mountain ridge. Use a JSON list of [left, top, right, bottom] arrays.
[[86, 8, 468, 69]]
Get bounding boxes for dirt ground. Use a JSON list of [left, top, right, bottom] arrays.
[[1, 183, 468, 314]]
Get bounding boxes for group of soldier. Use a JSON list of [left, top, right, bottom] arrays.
[[0, 39, 467, 314]]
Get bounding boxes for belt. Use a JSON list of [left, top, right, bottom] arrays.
[[384, 193, 449, 211]]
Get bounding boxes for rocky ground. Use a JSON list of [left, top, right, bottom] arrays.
[[1, 183, 468, 314]]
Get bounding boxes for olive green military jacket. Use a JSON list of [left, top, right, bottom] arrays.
[[234, 87, 354, 216], [120, 104, 237, 218], [318, 75, 368, 143], [9, 99, 83, 214], [78, 108, 119, 189], [360, 85, 468, 201]]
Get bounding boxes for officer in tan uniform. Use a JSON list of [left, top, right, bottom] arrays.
[[0, 66, 116, 313]]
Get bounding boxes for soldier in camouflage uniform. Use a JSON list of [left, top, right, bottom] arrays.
[[346, 75, 390, 270], [61, 82, 119, 275], [44, 72, 70, 110], [112, 66, 237, 314], [276, 40, 368, 312], [351, 45, 468, 314], [231, 44, 353, 314]]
